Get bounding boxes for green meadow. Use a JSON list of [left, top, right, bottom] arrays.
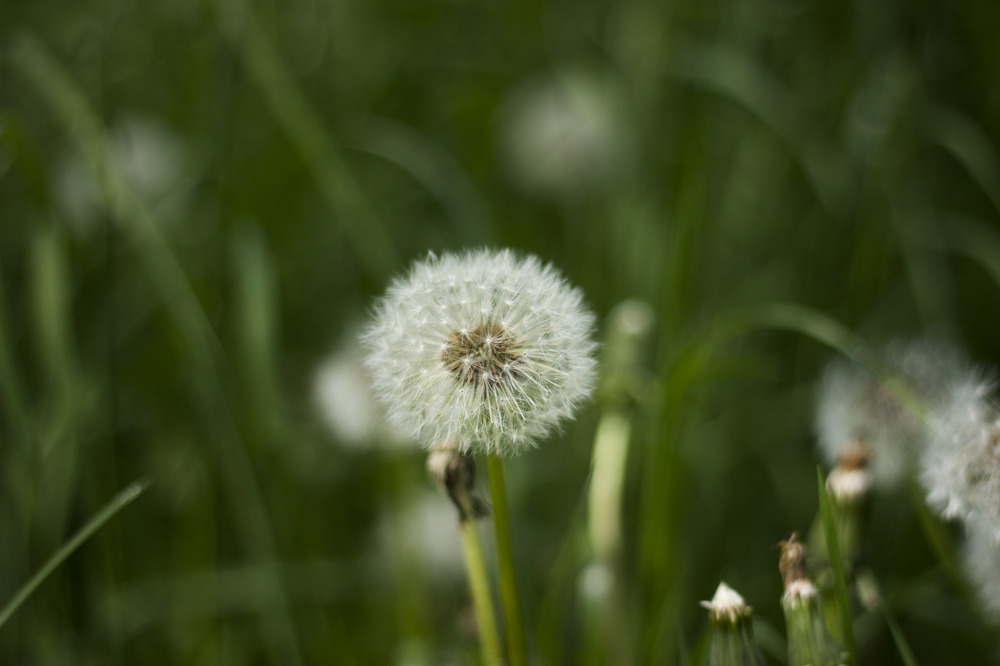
[[2, 0, 1000, 663]]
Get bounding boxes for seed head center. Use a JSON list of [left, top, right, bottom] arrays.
[[442, 322, 521, 388]]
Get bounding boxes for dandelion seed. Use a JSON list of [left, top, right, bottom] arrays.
[[363, 249, 597, 457], [919, 373, 1000, 540]]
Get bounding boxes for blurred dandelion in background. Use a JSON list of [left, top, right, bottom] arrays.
[[313, 331, 414, 450], [496, 70, 630, 202], [52, 115, 193, 235], [920, 372, 1000, 538], [815, 336, 965, 488], [962, 527, 1000, 624]]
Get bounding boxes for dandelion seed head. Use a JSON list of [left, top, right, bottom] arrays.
[[920, 373, 1000, 540], [363, 248, 597, 456], [815, 336, 965, 488]]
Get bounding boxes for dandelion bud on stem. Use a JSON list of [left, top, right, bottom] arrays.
[[427, 442, 489, 522], [699, 582, 766, 666], [822, 439, 871, 572], [426, 443, 502, 666], [779, 534, 847, 666]]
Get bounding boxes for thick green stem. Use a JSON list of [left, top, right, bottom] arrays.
[[456, 495, 504, 666], [488, 454, 527, 666]]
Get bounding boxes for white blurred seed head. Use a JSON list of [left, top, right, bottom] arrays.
[[54, 115, 191, 235], [578, 562, 613, 605], [815, 337, 965, 488], [962, 526, 1000, 623], [497, 71, 628, 201], [313, 335, 414, 449], [920, 373, 1000, 540], [371, 491, 465, 582], [363, 248, 597, 457]]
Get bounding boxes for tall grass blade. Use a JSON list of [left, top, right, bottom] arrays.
[[0, 479, 149, 629]]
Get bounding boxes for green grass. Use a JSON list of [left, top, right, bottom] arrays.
[[2, 0, 1000, 663]]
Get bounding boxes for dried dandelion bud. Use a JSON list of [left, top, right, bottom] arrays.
[[699, 583, 766, 666], [826, 439, 871, 505], [778, 535, 846, 666], [815, 439, 872, 571], [426, 442, 489, 522], [779, 533, 810, 592]]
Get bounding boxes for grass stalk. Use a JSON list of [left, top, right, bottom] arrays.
[[488, 454, 527, 666], [0, 479, 149, 629]]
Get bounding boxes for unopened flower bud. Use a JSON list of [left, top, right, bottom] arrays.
[[699, 582, 766, 666], [778, 535, 847, 666]]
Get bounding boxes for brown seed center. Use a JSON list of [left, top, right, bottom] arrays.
[[442, 322, 521, 388]]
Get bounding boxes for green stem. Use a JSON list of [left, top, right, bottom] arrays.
[[817, 468, 856, 664], [488, 454, 527, 666], [457, 502, 504, 666]]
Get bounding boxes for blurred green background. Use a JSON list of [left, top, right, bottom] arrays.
[[3, 0, 1000, 663]]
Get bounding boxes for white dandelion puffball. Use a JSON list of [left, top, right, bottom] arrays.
[[920, 373, 1000, 540], [363, 248, 597, 457], [815, 337, 965, 488]]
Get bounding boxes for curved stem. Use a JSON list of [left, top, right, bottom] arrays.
[[488, 454, 527, 666]]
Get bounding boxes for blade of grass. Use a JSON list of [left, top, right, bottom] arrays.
[[673, 44, 851, 220], [349, 115, 492, 244], [884, 610, 919, 666], [212, 0, 397, 278], [11, 34, 306, 666], [0, 479, 149, 629], [0, 265, 31, 449], [817, 467, 856, 664], [925, 107, 1000, 217]]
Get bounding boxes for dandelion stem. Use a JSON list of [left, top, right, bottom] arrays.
[[455, 494, 504, 666], [488, 454, 527, 666], [817, 467, 856, 664]]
